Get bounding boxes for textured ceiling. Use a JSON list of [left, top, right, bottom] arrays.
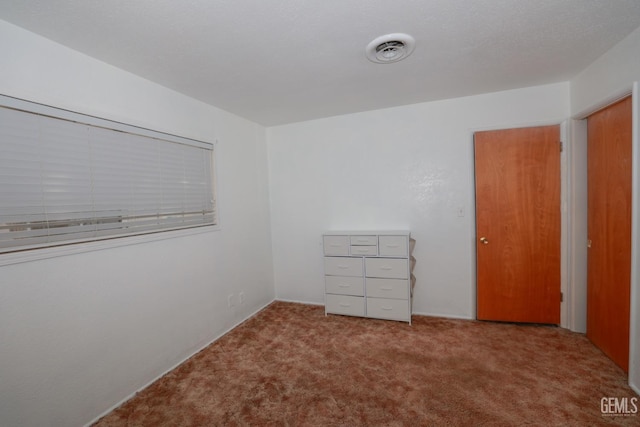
[[2, 0, 640, 126]]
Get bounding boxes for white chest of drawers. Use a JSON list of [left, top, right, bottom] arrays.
[[323, 231, 415, 323]]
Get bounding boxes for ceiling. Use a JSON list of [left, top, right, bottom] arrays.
[[2, 1, 640, 126]]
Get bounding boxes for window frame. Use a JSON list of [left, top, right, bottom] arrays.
[[0, 94, 219, 266]]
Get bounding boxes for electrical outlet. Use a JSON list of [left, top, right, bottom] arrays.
[[239, 291, 245, 305], [227, 294, 235, 308]]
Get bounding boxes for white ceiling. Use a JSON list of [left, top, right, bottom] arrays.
[[2, 0, 640, 126]]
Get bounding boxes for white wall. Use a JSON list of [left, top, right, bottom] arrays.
[[567, 119, 588, 334], [569, 25, 640, 394], [571, 26, 640, 117], [268, 82, 570, 319], [0, 20, 274, 427]]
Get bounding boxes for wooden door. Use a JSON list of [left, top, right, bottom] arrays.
[[587, 96, 632, 372], [475, 125, 561, 324]]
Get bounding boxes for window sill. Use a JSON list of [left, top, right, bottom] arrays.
[[0, 225, 220, 267]]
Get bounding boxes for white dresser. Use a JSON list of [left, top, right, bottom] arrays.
[[323, 231, 415, 323]]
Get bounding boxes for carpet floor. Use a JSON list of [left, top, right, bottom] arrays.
[[94, 301, 639, 426]]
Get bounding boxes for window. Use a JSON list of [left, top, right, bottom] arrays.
[[0, 95, 216, 255]]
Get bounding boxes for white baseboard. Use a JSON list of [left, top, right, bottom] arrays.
[[411, 310, 474, 321], [275, 297, 324, 306], [84, 298, 275, 427], [275, 299, 475, 321]]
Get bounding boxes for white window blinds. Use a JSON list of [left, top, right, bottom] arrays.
[[0, 97, 216, 254]]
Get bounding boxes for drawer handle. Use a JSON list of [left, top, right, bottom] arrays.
[[381, 306, 393, 311], [339, 303, 351, 307], [381, 266, 393, 270], [330, 244, 342, 247], [338, 284, 351, 288], [386, 244, 399, 248], [356, 239, 370, 242], [380, 286, 393, 291], [338, 265, 350, 269]]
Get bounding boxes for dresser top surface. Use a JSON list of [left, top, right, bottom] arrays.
[[323, 230, 410, 236]]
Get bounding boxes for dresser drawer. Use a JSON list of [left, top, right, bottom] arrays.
[[350, 245, 378, 256], [365, 258, 408, 279], [323, 235, 349, 256], [366, 298, 410, 321], [325, 276, 364, 296], [324, 257, 363, 277], [366, 278, 409, 299], [350, 235, 377, 245], [378, 235, 408, 257], [326, 294, 366, 317]]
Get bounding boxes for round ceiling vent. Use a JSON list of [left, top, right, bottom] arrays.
[[366, 33, 415, 64]]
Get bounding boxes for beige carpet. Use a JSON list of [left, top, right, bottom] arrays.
[[94, 301, 639, 426]]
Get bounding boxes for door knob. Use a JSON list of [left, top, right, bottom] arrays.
[[480, 237, 489, 245]]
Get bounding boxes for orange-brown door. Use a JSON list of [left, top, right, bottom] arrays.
[[587, 96, 632, 372], [475, 125, 561, 324]]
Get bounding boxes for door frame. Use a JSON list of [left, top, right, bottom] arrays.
[[571, 83, 639, 393], [470, 120, 570, 328]]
